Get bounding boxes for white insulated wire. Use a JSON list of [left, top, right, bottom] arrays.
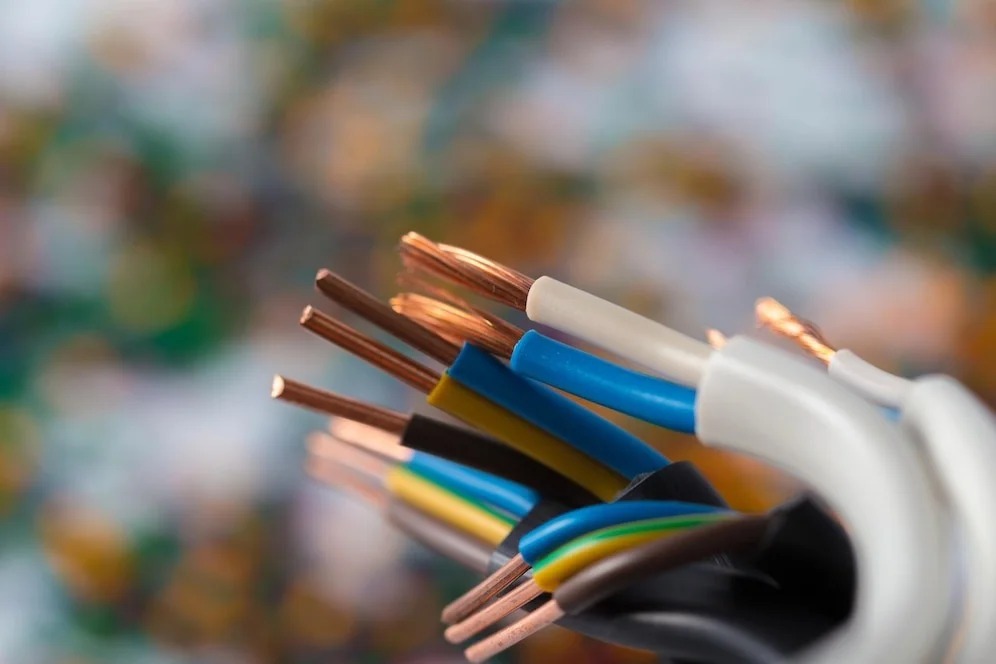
[[696, 337, 951, 664], [828, 349, 912, 408], [525, 276, 712, 388], [901, 376, 996, 663]]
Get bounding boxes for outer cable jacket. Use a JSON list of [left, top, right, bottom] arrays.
[[407, 453, 537, 519], [532, 514, 730, 591], [902, 376, 996, 663], [427, 375, 628, 501], [554, 515, 770, 614], [525, 276, 711, 388], [510, 330, 697, 433], [447, 344, 669, 477], [829, 349, 912, 408], [696, 337, 950, 664], [387, 500, 493, 574], [401, 415, 599, 507], [385, 467, 514, 547], [518, 500, 723, 565]]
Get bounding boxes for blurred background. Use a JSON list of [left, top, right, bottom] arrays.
[[2, 0, 996, 662]]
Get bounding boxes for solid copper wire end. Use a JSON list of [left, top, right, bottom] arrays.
[[444, 579, 544, 644], [315, 268, 460, 365], [441, 553, 530, 625], [754, 297, 836, 364], [705, 329, 728, 350], [304, 455, 390, 511], [300, 305, 441, 393], [272, 375, 409, 434], [391, 293, 521, 360], [464, 599, 565, 663], [398, 232, 534, 311], [329, 418, 412, 464], [306, 431, 394, 480]]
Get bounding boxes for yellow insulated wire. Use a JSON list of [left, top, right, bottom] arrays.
[[386, 466, 513, 548], [428, 375, 628, 502], [531, 529, 684, 591]]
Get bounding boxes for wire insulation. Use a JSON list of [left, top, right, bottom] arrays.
[[407, 453, 537, 519], [427, 375, 628, 501], [387, 501, 493, 574], [510, 330, 698, 434], [448, 343, 669, 477]]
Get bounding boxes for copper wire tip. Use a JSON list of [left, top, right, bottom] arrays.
[[705, 329, 728, 350], [441, 553, 530, 624], [391, 293, 521, 360], [463, 599, 565, 663], [398, 232, 533, 311], [306, 431, 393, 479], [299, 305, 441, 393], [755, 297, 836, 364], [271, 375, 409, 434], [444, 579, 544, 644]]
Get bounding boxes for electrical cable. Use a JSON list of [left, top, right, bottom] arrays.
[[463, 516, 771, 663], [385, 467, 515, 548], [405, 453, 537, 520], [428, 375, 628, 501], [446, 343, 671, 477], [696, 336, 950, 663], [442, 499, 725, 625], [399, 232, 712, 387]]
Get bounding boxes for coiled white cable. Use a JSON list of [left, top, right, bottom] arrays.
[[525, 276, 712, 388], [696, 337, 951, 663]]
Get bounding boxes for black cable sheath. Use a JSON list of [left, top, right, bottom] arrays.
[[401, 414, 599, 506], [386, 500, 492, 574]]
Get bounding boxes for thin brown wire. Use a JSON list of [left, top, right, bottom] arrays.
[[444, 579, 544, 644], [315, 269, 460, 365], [391, 293, 520, 359], [300, 305, 441, 393], [272, 376, 409, 434], [328, 418, 412, 463], [441, 553, 530, 624], [755, 297, 836, 364], [398, 232, 533, 310]]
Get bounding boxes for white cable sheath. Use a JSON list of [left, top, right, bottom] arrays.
[[901, 376, 996, 663], [828, 349, 912, 408], [696, 337, 951, 664], [525, 276, 712, 388]]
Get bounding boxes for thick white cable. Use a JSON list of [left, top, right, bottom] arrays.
[[901, 376, 996, 663], [525, 276, 712, 388], [828, 349, 912, 408], [696, 337, 951, 664]]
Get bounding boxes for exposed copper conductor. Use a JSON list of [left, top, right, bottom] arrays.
[[329, 418, 411, 463], [441, 553, 530, 624], [399, 232, 534, 310], [705, 329, 728, 350], [272, 376, 409, 434], [391, 293, 521, 359], [300, 305, 441, 393], [306, 431, 393, 479], [444, 579, 544, 644], [305, 455, 389, 511], [464, 599, 565, 663], [315, 268, 460, 365], [755, 297, 836, 364]]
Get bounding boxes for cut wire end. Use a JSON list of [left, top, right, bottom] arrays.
[[398, 232, 534, 311], [754, 297, 836, 365], [271, 375, 409, 434], [391, 293, 521, 360], [705, 329, 728, 350]]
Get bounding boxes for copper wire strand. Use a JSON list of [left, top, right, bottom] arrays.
[[705, 329, 728, 350], [391, 293, 520, 359], [300, 305, 441, 393], [306, 431, 394, 480], [399, 232, 533, 310], [328, 418, 412, 464], [397, 272, 524, 338], [272, 376, 409, 434], [315, 268, 460, 365], [441, 553, 530, 625], [444, 579, 544, 644], [464, 599, 565, 664], [755, 297, 837, 364], [304, 455, 390, 511]]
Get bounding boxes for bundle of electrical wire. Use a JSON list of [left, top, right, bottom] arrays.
[[269, 232, 996, 663]]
